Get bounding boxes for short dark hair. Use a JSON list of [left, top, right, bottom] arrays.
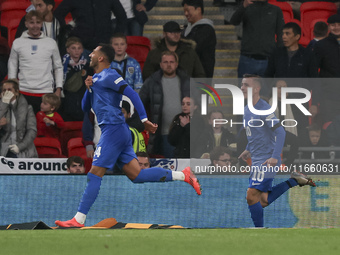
[[243, 74, 262, 87], [181, 0, 204, 14], [67, 156, 84, 168], [136, 151, 150, 159], [307, 124, 321, 133], [313, 21, 328, 38], [110, 32, 127, 44], [208, 110, 224, 120], [0, 79, 19, 92], [122, 100, 131, 114], [65, 36, 83, 48], [210, 146, 232, 164], [98, 43, 115, 63], [283, 22, 301, 36], [43, 0, 55, 8]]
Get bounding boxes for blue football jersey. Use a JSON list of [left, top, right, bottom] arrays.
[[244, 99, 281, 161], [89, 67, 127, 125]]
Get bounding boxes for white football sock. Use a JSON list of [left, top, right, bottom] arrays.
[[74, 212, 86, 224], [172, 171, 185, 181]]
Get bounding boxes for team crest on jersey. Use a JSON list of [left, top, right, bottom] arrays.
[[31, 45, 38, 55], [81, 69, 87, 77], [150, 158, 178, 171], [128, 67, 134, 74]]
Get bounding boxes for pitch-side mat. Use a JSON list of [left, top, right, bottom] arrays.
[[0, 218, 186, 230]]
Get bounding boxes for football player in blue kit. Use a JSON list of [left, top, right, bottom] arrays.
[[55, 44, 201, 228], [238, 74, 316, 228]]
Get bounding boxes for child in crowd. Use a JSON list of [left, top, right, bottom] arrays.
[[110, 33, 143, 91], [60, 36, 91, 121], [36, 93, 64, 138], [300, 124, 330, 159]]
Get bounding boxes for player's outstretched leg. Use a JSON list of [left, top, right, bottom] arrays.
[[125, 159, 201, 195], [267, 171, 315, 206], [55, 167, 106, 228]]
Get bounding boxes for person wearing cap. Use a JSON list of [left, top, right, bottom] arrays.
[[314, 14, 340, 123], [142, 20, 205, 81], [182, 0, 216, 78]]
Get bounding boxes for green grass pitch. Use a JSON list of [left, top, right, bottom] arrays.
[[1, 228, 340, 255]]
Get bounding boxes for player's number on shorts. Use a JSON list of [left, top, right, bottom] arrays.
[[94, 146, 101, 158], [252, 170, 264, 182]]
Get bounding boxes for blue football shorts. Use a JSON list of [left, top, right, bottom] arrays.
[[92, 123, 136, 170], [248, 159, 281, 192]]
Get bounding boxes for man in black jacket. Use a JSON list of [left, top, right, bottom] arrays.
[[139, 51, 190, 157], [54, 0, 127, 51], [314, 14, 340, 123], [181, 0, 216, 78], [230, 0, 284, 79]]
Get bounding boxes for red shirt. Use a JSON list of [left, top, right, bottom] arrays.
[[36, 111, 65, 138]]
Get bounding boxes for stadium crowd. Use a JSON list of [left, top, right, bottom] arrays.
[[0, 0, 340, 173]]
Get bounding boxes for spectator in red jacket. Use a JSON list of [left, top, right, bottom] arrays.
[[36, 93, 64, 138]]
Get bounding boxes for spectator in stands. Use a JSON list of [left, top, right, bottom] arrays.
[[307, 21, 329, 51], [265, 22, 318, 129], [8, 11, 63, 115], [0, 79, 38, 158], [60, 37, 91, 121], [36, 93, 64, 138], [122, 100, 146, 153], [168, 97, 196, 158], [314, 14, 340, 123], [299, 124, 330, 159], [54, 0, 127, 51], [200, 110, 236, 158], [181, 0, 216, 78], [136, 151, 151, 169], [67, 156, 86, 174], [230, 0, 284, 79], [209, 146, 235, 167], [139, 51, 190, 157], [110, 33, 143, 91], [15, 0, 67, 55], [142, 21, 205, 81], [265, 22, 318, 79], [111, 0, 158, 36]]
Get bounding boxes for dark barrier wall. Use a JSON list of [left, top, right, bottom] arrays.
[[0, 175, 334, 228]]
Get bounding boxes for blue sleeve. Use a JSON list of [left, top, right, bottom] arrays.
[[122, 85, 148, 121], [82, 112, 94, 145], [81, 90, 92, 113], [272, 125, 286, 161]]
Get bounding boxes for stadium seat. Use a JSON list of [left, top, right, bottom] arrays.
[[6, 19, 21, 47], [269, 1, 294, 24], [0, 1, 29, 28], [126, 36, 151, 71], [34, 137, 66, 158], [68, 137, 92, 173], [300, 1, 337, 40], [60, 121, 83, 156]]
